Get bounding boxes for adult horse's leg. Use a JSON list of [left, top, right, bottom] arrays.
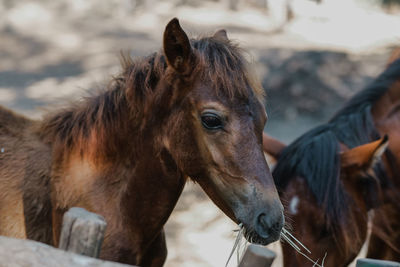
[[140, 230, 167, 267]]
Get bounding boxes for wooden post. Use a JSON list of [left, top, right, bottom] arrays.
[[239, 244, 276, 267], [356, 258, 400, 267], [59, 207, 107, 258]]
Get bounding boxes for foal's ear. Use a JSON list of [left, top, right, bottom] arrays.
[[163, 18, 193, 74], [262, 132, 287, 160], [213, 29, 229, 41], [340, 135, 389, 169]]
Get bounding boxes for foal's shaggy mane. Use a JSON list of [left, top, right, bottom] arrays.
[[273, 58, 400, 229], [39, 35, 263, 158]]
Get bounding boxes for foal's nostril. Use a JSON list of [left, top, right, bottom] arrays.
[[256, 212, 274, 239], [256, 211, 284, 239], [257, 213, 268, 228]]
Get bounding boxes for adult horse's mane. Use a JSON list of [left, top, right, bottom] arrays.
[[39, 36, 264, 160], [273, 58, 400, 228]]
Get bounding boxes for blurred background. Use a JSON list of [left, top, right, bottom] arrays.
[[1, 0, 399, 266]]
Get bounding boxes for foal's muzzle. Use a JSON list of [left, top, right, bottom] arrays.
[[254, 209, 284, 244], [245, 201, 284, 245]]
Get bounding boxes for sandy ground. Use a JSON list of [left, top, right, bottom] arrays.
[[1, 0, 399, 266]]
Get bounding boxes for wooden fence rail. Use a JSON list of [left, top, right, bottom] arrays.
[[0, 207, 136, 267], [0, 236, 133, 267]]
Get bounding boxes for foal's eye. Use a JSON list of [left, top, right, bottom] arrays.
[[201, 113, 223, 130]]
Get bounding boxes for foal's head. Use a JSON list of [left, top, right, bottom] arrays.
[[157, 19, 284, 245]]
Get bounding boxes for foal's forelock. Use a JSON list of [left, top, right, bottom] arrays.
[[120, 36, 264, 107], [192, 37, 264, 103]]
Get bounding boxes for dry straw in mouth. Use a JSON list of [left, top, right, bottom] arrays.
[[225, 223, 248, 267], [281, 227, 326, 267]]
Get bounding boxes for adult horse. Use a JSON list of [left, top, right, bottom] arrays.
[[0, 19, 284, 266], [263, 57, 400, 266]]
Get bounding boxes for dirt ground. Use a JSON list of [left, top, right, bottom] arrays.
[[1, 0, 399, 266]]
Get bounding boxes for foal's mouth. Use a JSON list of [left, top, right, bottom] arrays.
[[227, 223, 323, 267], [225, 222, 282, 267], [240, 222, 282, 246]]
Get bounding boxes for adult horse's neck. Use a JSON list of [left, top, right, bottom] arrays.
[[372, 79, 400, 186], [369, 60, 400, 157]]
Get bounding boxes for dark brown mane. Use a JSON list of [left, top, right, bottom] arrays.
[[39, 36, 263, 162]]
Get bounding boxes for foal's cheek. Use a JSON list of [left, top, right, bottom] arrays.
[[167, 128, 205, 177]]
